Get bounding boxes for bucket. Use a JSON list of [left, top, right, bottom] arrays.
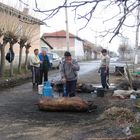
[[115, 66, 124, 75], [38, 84, 43, 95], [130, 94, 136, 99], [96, 88, 105, 97]]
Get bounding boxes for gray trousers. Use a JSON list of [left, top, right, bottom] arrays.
[[31, 66, 40, 85], [100, 67, 109, 89]]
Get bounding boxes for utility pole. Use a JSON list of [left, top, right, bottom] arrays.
[[65, 0, 70, 52], [135, 1, 140, 64], [95, 30, 97, 46]]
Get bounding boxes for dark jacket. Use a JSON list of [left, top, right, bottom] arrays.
[[39, 53, 51, 70]]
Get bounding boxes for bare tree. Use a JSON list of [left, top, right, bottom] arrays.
[[24, 42, 31, 71], [118, 43, 128, 60], [0, 12, 21, 77], [18, 23, 39, 73], [18, 23, 30, 73], [9, 34, 18, 76], [0, 35, 9, 77], [0, 13, 8, 77], [18, 36, 27, 73], [6, 15, 21, 76], [33, 0, 140, 42], [0, 2, 42, 77], [24, 25, 39, 71]]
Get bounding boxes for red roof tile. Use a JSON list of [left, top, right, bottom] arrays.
[[43, 30, 75, 38]]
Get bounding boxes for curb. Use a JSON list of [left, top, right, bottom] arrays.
[[87, 134, 140, 140], [0, 73, 32, 89]]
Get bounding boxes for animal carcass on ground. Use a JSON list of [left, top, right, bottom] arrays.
[[38, 97, 97, 112]]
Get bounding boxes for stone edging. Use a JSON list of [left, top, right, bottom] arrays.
[[0, 73, 31, 89], [87, 134, 140, 140]]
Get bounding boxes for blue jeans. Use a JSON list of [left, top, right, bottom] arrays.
[[100, 67, 109, 89], [64, 80, 77, 97]]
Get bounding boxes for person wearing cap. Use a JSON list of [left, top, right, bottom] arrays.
[[29, 49, 41, 86], [99, 49, 110, 89], [60, 51, 80, 97], [39, 49, 51, 84]]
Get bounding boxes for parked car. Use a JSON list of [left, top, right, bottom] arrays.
[[47, 52, 61, 69], [110, 57, 119, 62]]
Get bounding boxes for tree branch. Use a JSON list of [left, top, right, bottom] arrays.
[[32, 0, 140, 42]]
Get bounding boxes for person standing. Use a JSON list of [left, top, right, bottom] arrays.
[[39, 49, 51, 84], [60, 51, 80, 97], [99, 49, 110, 89], [29, 49, 41, 86]]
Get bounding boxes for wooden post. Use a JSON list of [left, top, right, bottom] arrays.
[[135, 2, 140, 64]]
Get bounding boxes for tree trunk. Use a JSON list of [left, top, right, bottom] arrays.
[[122, 51, 125, 60], [0, 43, 7, 77], [24, 49, 29, 71], [10, 62, 13, 77], [18, 47, 23, 73], [94, 52, 97, 60], [9, 44, 14, 77], [135, 3, 140, 64]]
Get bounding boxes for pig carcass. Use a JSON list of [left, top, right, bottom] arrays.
[[38, 97, 95, 112]]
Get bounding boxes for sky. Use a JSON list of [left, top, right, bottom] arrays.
[[0, 0, 138, 53]]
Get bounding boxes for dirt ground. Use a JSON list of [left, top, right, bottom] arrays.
[[79, 69, 123, 84], [0, 69, 140, 140]]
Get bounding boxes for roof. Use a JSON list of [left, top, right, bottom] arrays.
[[43, 30, 74, 37], [43, 30, 84, 41], [40, 37, 53, 49], [0, 2, 44, 25]]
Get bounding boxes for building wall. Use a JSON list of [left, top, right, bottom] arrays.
[[45, 37, 86, 59], [74, 39, 84, 60], [45, 37, 75, 57]]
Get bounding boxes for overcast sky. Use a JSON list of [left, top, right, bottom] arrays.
[[0, 0, 138, 53]]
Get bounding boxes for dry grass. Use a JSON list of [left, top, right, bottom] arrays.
[[102, 107, 136, 125]]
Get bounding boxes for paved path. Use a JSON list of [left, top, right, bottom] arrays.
[[0, 61, 100, 140]]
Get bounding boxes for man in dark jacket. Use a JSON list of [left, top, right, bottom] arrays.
[[39, 49, 51, 84], [60, 51, 80, 97]]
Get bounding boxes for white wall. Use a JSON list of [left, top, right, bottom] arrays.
[[74, 39, 84, 60]]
